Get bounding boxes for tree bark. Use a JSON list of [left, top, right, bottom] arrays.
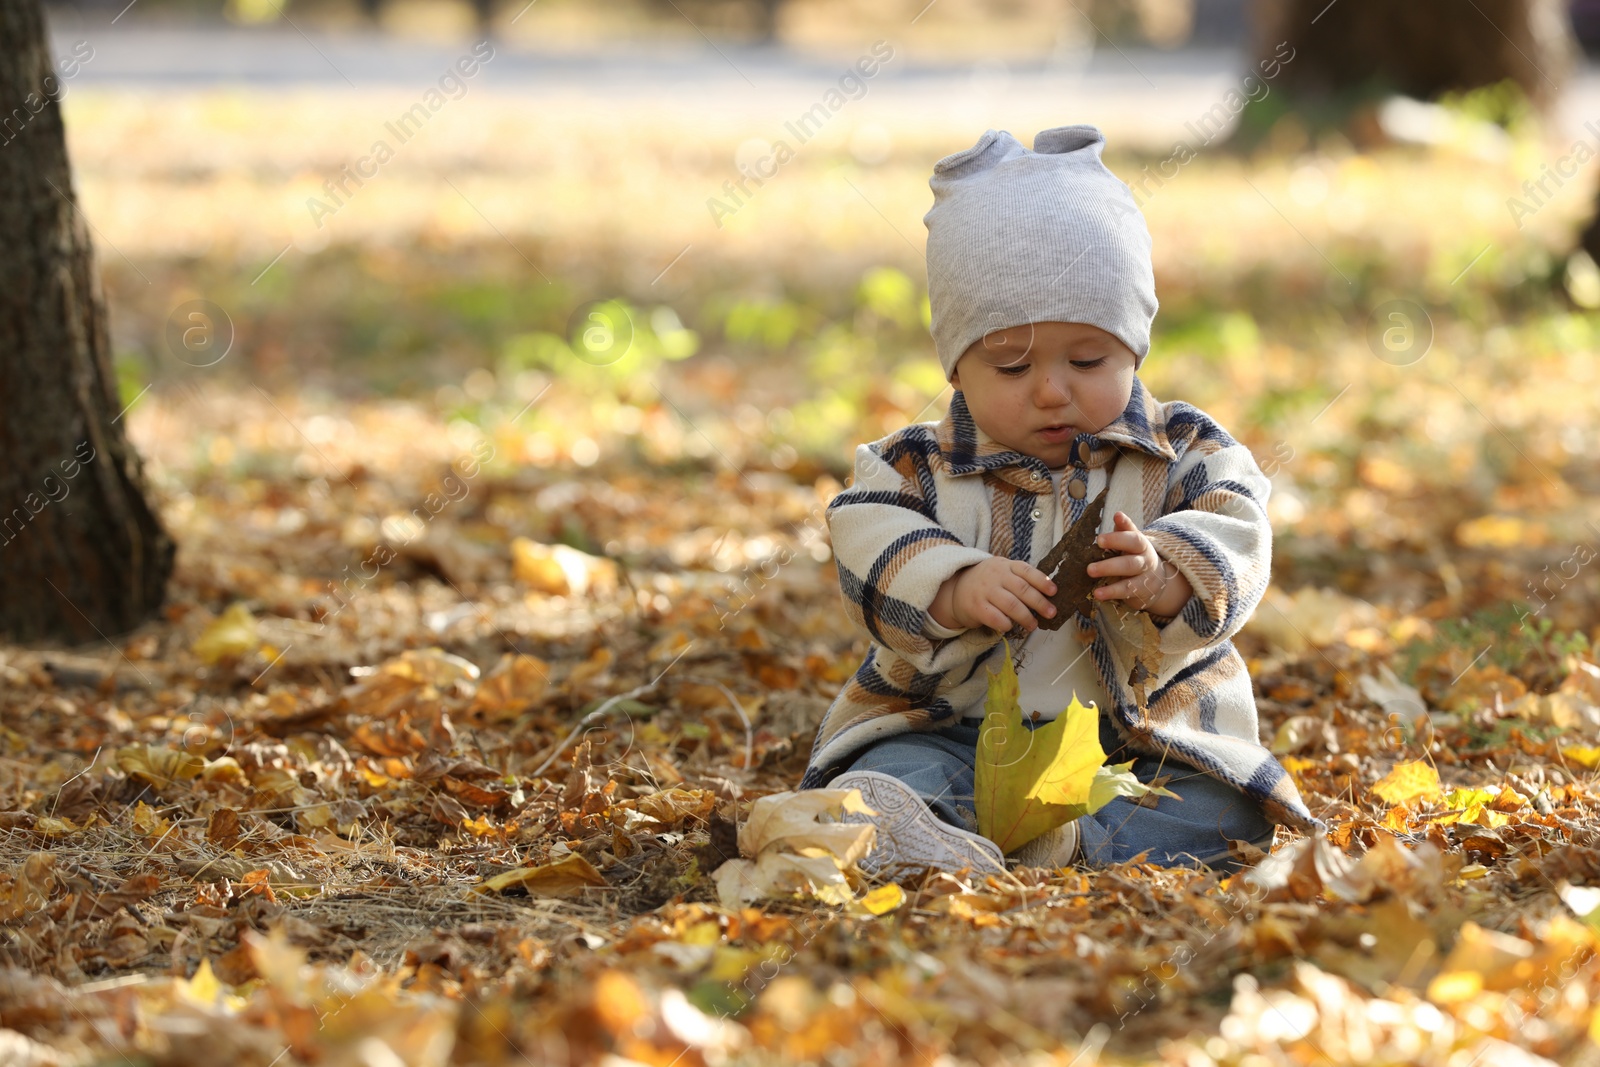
[[0, 0, 175, 642], [1251, 0, 1574, 111]]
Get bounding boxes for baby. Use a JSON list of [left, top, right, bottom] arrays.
[[798, 125, 1321, 876]]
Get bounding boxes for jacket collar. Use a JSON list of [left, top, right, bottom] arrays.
[[932, 377, 1177, 488]]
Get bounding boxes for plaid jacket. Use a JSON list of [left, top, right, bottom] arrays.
[[799, 379, 1321, 835]]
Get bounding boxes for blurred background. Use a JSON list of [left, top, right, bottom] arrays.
[[34, 0, 1600, 675]]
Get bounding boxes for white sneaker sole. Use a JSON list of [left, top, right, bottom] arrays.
[[831, 770, 1005, 877], [1006, 820, 1080, 870]]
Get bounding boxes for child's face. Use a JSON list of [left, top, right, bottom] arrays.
[[949, 321, 1137, 468]]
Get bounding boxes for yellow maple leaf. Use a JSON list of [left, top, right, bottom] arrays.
[[974, 641, 1172, 854], [1430, 786, 1509, 828], [1371, 759, 1442, 805]]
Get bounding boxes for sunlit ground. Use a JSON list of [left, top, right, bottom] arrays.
[[0, 84, 1597, 1064]]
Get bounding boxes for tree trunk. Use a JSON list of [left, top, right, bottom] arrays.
[[1251, 0, 1574, 112], [0, 0, 175, 642]]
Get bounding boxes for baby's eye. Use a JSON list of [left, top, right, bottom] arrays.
[[995, 364, 1028, 376], [1071, 357, 1108, 369]]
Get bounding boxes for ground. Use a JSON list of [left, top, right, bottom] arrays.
[[1, 82, 1600, 1066]]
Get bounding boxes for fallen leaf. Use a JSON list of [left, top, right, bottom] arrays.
[[117, 745, 207, 790], [624, 787, 719, 829], [474, 853, 608, 897], [1562, 745, 1600, 769], [1244, 586, 1378, 653], [853, 883, 905, 916], [713, 851, 855, 909], [193, 602, 261, 664], [467, 653, 550, 722], [709, 788, 879, 908], [735, 789, 876, 866], [512, 538, 617, 597], [1271, 714, 1331, 755], [0, 853, 55, 921], [1371, 759, 1442, 806], [1359, 663, 1430, 727]]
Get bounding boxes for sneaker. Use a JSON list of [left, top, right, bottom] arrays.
[[831, 770, 1005, 878], [1006, 821, 1080, 870]]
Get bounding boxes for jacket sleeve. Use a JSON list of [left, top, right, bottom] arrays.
[[1139, 404, 1273, 657], [827, 435, 1000, 675]]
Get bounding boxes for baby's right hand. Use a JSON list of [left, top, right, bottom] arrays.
[[935, 557, 1058, 633]]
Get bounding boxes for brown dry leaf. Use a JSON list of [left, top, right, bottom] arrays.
[[1271, 715, 1335, 756], [1123, 609, 1162, 716], [117, 745, 207, 790], [97, 913, 149, 968], [466, 653, 550, 722], [81, 873, 161, 921], [735, 788, 876, 866], [474, 853, 608, 896], [0, 853, 55, 921], [0, 1027, 61, 1067], [1033, 492, 1112, 630], [412, 752, 501, 782], [1244, 586, 1378, 653], [207, 808, 242, 851], [350, 716, 430, 757], [345, 647, 480, 722], [712, 788, 879, 908], [441, 775, 513, 809], [1352, 835, 1455, 895], [511, 537, 618, 596], [714, 850, 855, 910], [1236, 836, 1367, 904], [624, 787, 718, 828]]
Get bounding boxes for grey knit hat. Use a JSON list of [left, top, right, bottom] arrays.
[[923, 124, 1158, 380]]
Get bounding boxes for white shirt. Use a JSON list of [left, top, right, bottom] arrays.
[[926, 466, 1112, 722]]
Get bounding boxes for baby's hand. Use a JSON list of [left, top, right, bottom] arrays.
[[932, 557, 1058, 633], [1088, 511, 1192, 616]]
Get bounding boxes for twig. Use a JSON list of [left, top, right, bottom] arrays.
[[529, 681, 659, 778]]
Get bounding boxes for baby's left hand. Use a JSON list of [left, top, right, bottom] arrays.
[[1087, 511, 1193, 618]]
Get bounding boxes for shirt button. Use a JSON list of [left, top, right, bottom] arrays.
[[1078, 441, 1092, 464], [1068, 479, 1087, 500], [1031, 508, 1042, 520]]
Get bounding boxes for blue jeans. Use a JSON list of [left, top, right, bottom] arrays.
[[838, 711, 1275, 873]]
